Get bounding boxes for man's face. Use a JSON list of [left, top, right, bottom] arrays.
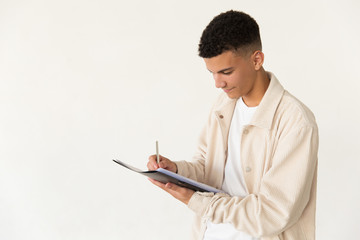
[[204, 50, 257, 99]]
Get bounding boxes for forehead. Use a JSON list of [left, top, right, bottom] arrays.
[[204, 51, 246, 72]]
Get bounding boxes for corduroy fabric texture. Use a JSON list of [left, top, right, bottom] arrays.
[[176, 72, 318, 240]]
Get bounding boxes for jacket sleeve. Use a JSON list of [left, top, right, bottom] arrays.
[[175, 118, 208, 183], [174, 94, 222, 183], [186, 124, 319, 238]]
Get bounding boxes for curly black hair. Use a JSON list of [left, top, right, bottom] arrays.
[[198, 10, 262, 58]]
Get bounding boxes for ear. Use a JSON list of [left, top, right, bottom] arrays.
[[252, 51, 264, 70]]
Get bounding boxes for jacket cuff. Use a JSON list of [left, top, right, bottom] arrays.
[[187, 191, 214, 217]]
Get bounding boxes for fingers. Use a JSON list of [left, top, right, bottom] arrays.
[[147, 155, 159, 170], [147, 154, 177, 173], [148, 178, 177, 193], [158, 157, 168, 169], [148, 154, 172, 170], [148, 178, 165, 188], [158, 157, 175, 172], [148, 178, 194, 205], [165, 183, 194, 204]]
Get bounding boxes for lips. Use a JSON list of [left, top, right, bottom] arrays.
[[223, 88, 234, 93]]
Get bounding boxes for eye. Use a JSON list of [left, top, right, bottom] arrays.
[[222, 71, 233, 75]]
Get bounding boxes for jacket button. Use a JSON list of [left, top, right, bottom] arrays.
[[219, 115, 224, 119], [243, 129, 249, 134], [245, 167, 252, 172]]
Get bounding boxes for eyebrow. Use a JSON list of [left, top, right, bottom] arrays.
[[208, 67, 234, 74]]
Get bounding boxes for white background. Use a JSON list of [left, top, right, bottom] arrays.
[[1, 0, 359, 239]]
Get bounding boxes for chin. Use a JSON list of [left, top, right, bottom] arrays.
[[226, 93, 241, 99]]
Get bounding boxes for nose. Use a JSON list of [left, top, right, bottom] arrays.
[[213, 74, 226, 88]]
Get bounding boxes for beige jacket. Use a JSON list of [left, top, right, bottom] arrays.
[[176, 72, 319, 240]]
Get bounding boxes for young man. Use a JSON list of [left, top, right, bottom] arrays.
[[147, 10, 318, 240]]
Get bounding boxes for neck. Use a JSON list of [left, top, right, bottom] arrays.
[[242, 68, 270, 107]]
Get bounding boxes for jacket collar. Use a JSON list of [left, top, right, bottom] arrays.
[[251, 72, 284, 130], [215, 72, 284, 131]]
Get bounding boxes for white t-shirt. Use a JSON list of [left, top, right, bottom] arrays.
[[203, 98, 259, 240]]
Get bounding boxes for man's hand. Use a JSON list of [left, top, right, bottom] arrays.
[[147, 154, 194, 204], [148, 178, 195, 205], [147, 154, 178, 173]]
